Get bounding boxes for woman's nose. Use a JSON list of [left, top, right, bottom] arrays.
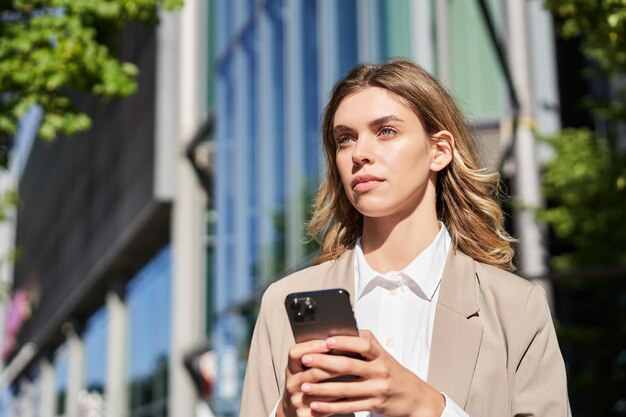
[[351, 136, 375, 166]]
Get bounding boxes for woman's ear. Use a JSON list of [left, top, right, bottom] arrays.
[[430, 130, 454, 172]]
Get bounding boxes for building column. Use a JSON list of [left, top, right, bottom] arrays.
[[63, 321, 84, 417], [105, 283, 127, 417], [37, 357, 55, 417], [169, 0, 208, 416]]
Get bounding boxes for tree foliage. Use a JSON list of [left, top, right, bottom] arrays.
[[541, 0, 626, 271], [546, 0, 626, 74], [541, 2, 626, 416], [547, 0, 626, 126], [0, 0, 182, 147], [539, 128, 626, 270]]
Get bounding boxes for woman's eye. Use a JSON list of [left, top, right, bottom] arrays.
[[337, 135, 353, 145], [380, 127, 396, 136]]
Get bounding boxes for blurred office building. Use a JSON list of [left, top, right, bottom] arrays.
[[0, 2, 213, 416], [0, 1, 565, 416]]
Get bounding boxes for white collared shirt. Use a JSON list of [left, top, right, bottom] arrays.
[[353, 224, 467, 417]]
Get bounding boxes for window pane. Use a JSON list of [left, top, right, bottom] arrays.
[[54, 344, 68, 415], [336, 0, 358, 78], [83, 308, 107, 394], [379, 0, 411, 59], [448, 0, 503, 118], [127, 246, 171, 416]]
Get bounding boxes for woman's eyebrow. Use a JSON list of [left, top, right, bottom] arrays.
[[333, 115, 404, 135], [369, 115, 404, 128], [332, 124, 354, 135]]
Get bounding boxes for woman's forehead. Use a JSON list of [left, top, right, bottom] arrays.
[[333, 87, 415, 126]]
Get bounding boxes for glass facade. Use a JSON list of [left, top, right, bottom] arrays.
[[53, 343, 69, 416], [0, 247, 172, 417], [81, 307, 108, 415], [83, 308, 107, 394], [379, 0, 412, 59], [448, 0, 504, 119], [209, 0, 502, 415], [127, 245, 172, 417], [210, 0, 508, 413]]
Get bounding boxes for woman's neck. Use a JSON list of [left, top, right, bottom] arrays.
[[360, 208, 441, 274]]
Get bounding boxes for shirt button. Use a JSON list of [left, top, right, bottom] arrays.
[[386, 338, 395, 348]]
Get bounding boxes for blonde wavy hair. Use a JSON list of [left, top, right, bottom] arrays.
[[308, 59, 516, 271]]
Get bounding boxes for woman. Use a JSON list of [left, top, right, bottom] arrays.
[[240, 60, 570, 417]]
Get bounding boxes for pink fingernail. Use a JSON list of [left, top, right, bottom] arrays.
[[326, 338, 336, 347], [310, 402, 319, 410], [301, 383, 311, 393], [302, 355, 312, 365]]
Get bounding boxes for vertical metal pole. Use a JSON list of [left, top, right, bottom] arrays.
[[527, 0, 561, 136], [507, 0, 553, 309], [435, 0, 450, 84]]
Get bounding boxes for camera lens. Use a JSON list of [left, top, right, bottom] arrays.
[[290, 298, 300, 311], [305, 303, 316, 315], [294, 311, 304, 322]]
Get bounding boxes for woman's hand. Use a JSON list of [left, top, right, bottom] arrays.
[[278, 339, 344, 417], [297, 330, 445, 417]]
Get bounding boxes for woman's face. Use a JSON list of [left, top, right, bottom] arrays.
[[333, 87, 438, 220]]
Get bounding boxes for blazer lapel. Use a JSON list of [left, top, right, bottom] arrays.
[[427, 250, 483, 408]]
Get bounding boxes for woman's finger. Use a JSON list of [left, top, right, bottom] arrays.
[[299, 366, 345, 384], [309, 397, 374, 416], [287, 340, 331, 373], [301, 351, 374, 379], [301, 379, 374, 399], [325, 330, 382, 361]]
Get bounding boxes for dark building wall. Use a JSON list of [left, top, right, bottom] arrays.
[[12, 23, 169, 354]]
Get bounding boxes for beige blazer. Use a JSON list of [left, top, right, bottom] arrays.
[[240, 249, 571, 417]]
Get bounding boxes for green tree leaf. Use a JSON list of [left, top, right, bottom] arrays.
[[0, 0, 183, 149]]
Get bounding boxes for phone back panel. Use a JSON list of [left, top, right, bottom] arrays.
[[285, 288, 359, 343]]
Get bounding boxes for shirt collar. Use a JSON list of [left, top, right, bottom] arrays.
[[354, 223, 451, 302]]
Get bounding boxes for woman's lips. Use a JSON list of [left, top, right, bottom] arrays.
[[351, 175, 384, 192]]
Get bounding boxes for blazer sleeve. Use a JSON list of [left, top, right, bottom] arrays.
[[512, 285, 572, 417], [240, 287, 282, 417]]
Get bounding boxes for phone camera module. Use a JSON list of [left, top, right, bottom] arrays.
[[289, 297, 318, 323]]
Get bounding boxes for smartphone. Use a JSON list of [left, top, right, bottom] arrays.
[[285, 288, 359, 342], [285, 288, 361, 382]]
